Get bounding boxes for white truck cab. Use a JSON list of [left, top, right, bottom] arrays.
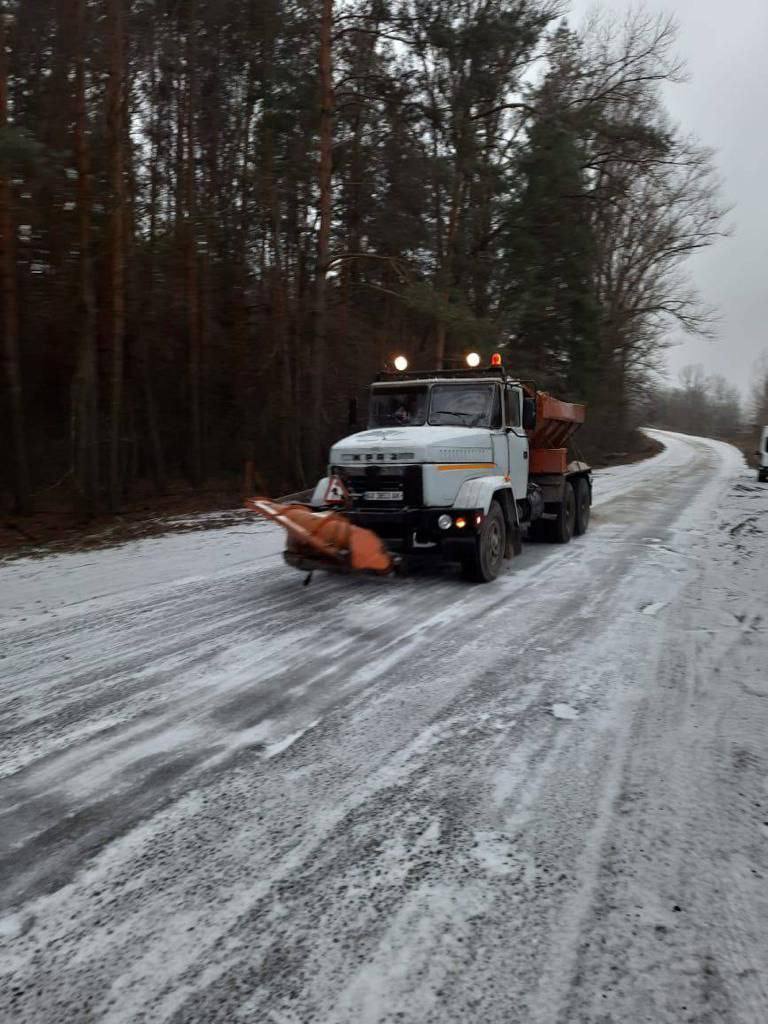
[[309, 364, 592, 582]]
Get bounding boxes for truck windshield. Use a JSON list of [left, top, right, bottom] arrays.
[[369, 387, 428, 427], [429, 384, 496, 427]]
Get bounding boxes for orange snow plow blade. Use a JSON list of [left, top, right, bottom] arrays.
[[244, 497, 395, 575]]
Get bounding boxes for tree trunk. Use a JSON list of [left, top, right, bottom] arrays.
[[72, 0, 99, 514], [142, 36, 166, 492], [340, 10, 381, 326], [435, 173, 462, 369], [0, 17, 31, 512], [185, 10, 203, 485], [311, 0, 333, 464], [106, 0, 126, 510]]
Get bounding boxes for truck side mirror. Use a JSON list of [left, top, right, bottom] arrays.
[[522, 397, 537, 431], [348, 398, 358, 428]]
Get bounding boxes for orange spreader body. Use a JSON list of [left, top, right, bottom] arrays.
[[244, 497, 394, 575], [527, 391, 586, 475], [529, 447, 568, 475]]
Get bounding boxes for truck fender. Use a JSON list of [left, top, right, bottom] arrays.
[[453, 475, 514, 515], [310, 477, 330, 507], [453, 476, 521, 559], [566, 464, 593, 503]]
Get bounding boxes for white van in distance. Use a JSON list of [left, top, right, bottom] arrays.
[[758, 426, 768, 483]]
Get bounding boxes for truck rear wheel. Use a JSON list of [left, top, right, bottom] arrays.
[[552, 481, 576, 543], [462, 501, 506, 582], [573, 477, 590, 536]]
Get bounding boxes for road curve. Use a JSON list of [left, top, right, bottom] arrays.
[[1, 430, 767, 1024]]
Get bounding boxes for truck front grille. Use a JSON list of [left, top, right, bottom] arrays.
[[335, 465, 423, 509]]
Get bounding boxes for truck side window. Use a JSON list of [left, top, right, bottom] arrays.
[[490, 386, 502, 429], [505, 387, 521, 428]]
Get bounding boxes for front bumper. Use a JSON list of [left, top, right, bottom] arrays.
[[346, 506, 483, 557]]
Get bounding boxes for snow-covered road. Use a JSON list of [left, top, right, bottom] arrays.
[[1, 430, 767, 1024]]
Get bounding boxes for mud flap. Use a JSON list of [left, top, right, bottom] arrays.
[[500, 491, 523, 558], [508, 523, 523, 558]]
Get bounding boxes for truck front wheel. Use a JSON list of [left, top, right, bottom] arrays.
[[462, 501, 506, 582]]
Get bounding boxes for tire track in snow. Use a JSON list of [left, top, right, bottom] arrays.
[[2, 431, 765, 1024]]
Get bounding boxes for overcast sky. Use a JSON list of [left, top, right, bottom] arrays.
[[568, 0, 768, 397]]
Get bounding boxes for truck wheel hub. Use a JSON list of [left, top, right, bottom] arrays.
[[488, 522, 501, 560]]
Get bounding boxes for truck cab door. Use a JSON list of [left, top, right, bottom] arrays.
[[490, 385, 510, 477], [505, 386, 529, 499]]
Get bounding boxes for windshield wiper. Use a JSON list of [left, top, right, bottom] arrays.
[[431, 409, 476, 422]]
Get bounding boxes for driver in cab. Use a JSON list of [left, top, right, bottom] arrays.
[[394, 394, 418, 424]]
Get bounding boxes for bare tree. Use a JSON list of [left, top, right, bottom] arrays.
[[749, 353, 768, 425], [645, 364, 742, 438], [579, 12, 728, 438]]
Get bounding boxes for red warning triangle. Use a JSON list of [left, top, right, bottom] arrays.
[[324, 474, 350, 505]]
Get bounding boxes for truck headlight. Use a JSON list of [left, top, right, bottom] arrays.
[[438, 514, 452, 530]]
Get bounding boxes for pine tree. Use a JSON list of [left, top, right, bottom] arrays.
[[504, 24, 599, 400]]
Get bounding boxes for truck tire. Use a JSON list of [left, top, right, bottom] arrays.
[[463, 501, 506, 582], [573, 477, 590, 536], [551, 481, 576, 544]]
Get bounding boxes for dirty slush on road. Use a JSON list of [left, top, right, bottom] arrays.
[[1, 432, 767, 1024]]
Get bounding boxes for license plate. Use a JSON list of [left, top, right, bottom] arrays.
[[364, 490, 403, 501]]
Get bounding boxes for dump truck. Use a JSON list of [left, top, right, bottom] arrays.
[[246, 355, 592, 582]]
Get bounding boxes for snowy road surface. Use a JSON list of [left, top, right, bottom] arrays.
[[2, 430, 767, 1024]]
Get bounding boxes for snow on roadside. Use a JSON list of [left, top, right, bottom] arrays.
[[0, 435, 670, 626], [0, 517, 283, 629]]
